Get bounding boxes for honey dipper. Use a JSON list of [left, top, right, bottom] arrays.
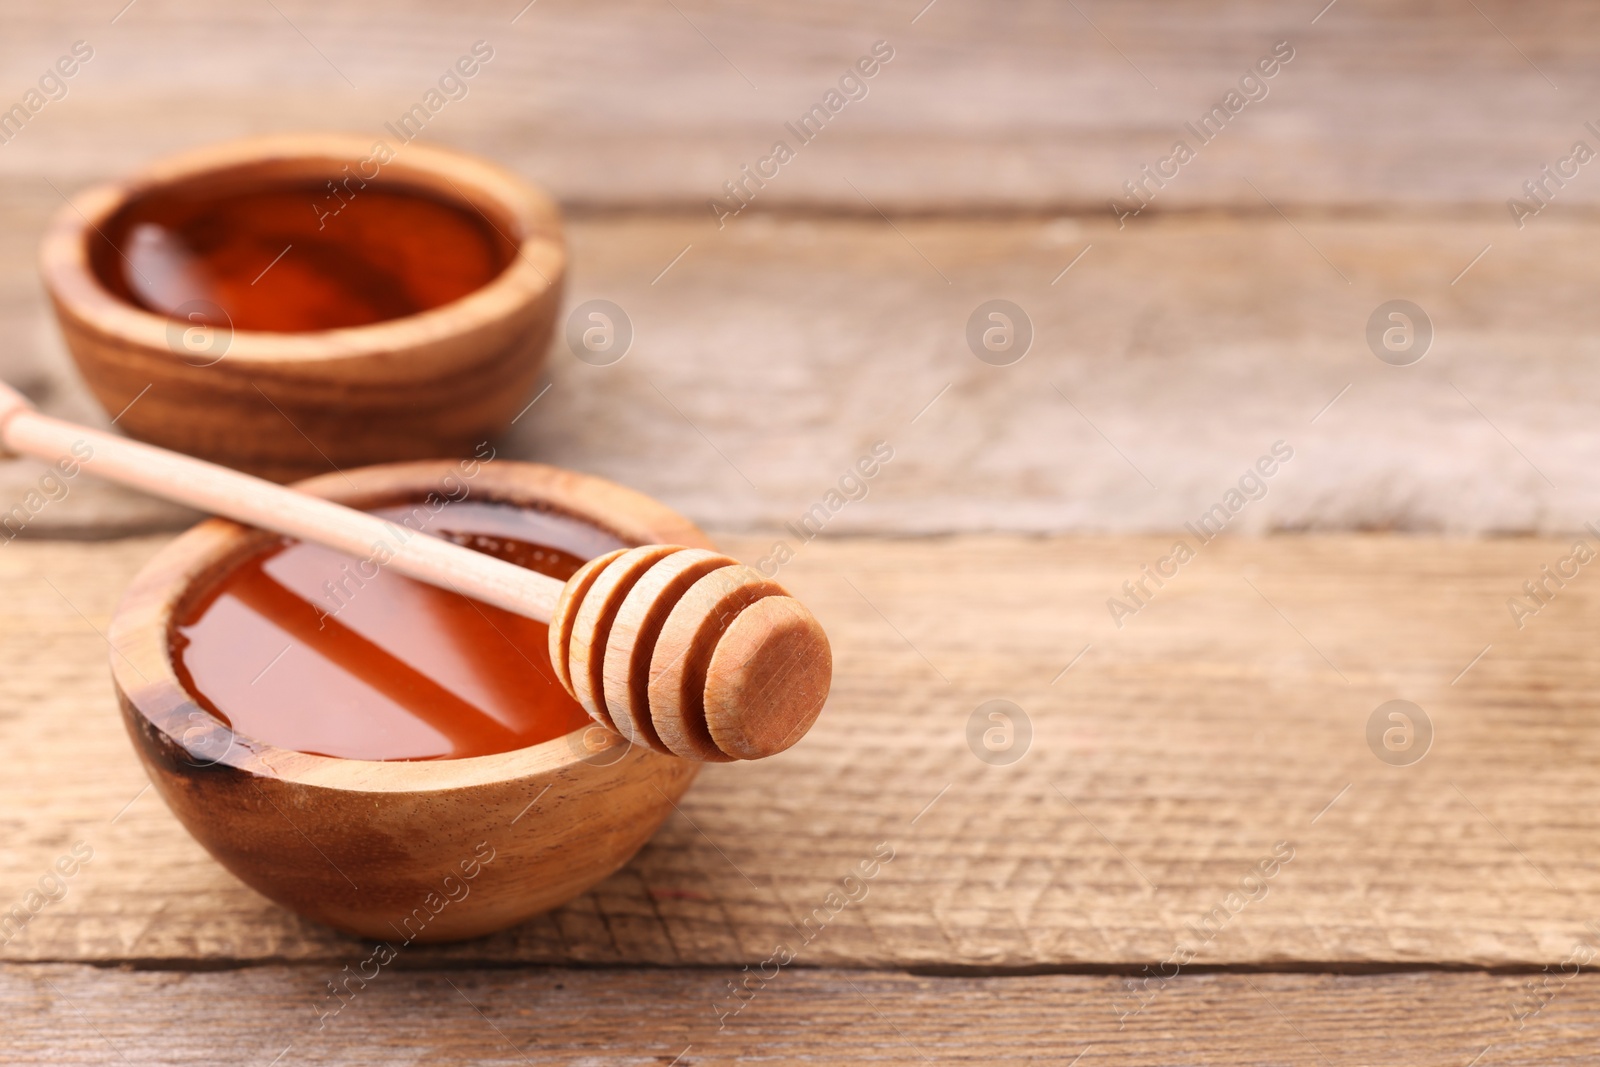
[[0, 381, 830, 761]]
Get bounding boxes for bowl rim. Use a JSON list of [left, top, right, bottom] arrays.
[[107, 459, 713, 793], [38, 131, 565, 366]]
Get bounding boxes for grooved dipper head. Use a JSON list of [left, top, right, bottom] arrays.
[[549, 546, 832, 762]]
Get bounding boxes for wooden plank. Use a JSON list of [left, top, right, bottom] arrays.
[[7, 212, 1600, 537], [6, 963, 1598, 1065], [4, 533, 1600, 968], [0, 0, 1596, 213]]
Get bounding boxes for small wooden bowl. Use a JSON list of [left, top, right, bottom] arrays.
[[108, 460, 707, 943], [40, 134, 565, 482]]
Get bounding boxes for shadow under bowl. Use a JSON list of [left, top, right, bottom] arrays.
[[107, 460, 708, 943], [40, 133, 566, 483]]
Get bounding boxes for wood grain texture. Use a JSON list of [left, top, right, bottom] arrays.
[[0, 0, 1593, 213], [5, 1, 1600, 538], [8, 213, 1600, 538], [5, 532, 1600, 969], [7, 963, 1598, 1066]]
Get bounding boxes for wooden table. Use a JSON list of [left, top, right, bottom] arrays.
[[7, 533, 1600, 1063], [4, 2, 1599, 1063]]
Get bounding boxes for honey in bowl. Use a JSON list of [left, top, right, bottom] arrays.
[[172, 500, 626, 761], [89, 179, 519, 331]]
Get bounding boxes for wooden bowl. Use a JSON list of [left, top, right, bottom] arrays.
[[39, 133, 565, 482], [107, 460, 707, 943]]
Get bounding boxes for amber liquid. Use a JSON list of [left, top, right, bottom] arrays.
[[173, 501, 627, 761], [91, 179, 517, 331]]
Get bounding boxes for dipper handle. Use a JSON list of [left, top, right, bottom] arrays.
[[0, 381, 829, 760], [0, 380, 562, 621]]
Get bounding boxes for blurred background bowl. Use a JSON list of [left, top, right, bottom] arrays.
[[38, 133, 565, 483]]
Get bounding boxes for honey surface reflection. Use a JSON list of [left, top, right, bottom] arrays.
[[92, 180, 517, 332], [173, 501, 626, 761]]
